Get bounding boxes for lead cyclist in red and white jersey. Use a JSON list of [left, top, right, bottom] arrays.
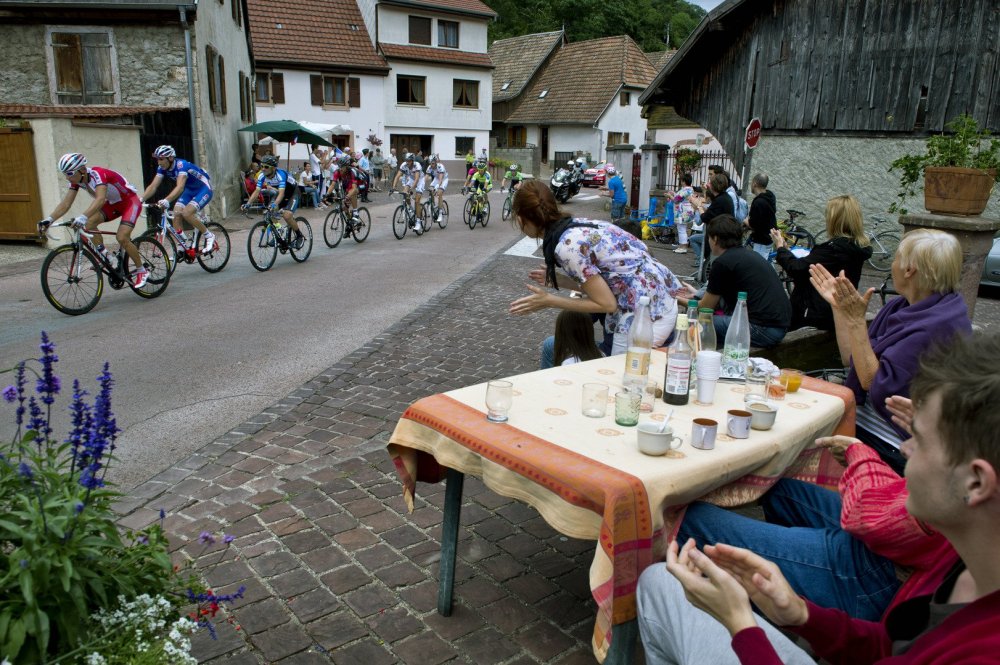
[[38, 152, 150, 288]]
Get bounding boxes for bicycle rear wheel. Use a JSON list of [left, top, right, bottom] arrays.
[[247, 221, 277, 271], [290, 218, 313, 262], [868, 231, 900, 272], [788, 228, 814, 250], [813, 230, 827, 245], [436, 200, 449, 228], [502, 196, 512, 221], [127, 236, 171, 298], [41, 245, 104, 315], [392, 205, 408, 239], [481, 201, 491, 227], [323, 208, 344, 248], [197, 222, 230, 273], [352, 207, 371, 243], [420, 203, 431, 234], [465, 198, 476, 229]]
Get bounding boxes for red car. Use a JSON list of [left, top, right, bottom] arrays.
[[582, 161, 609, 187]]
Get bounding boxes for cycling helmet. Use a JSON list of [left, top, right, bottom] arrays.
[[429, 153, 438, 164], [405, 152, 415, 162], [153, 145, 176, 160], [575, 157, 587, 166], [475, 159, 487, 171], [338, 154, 352, 167], [566, 160, 575, 167], [57, 152, 87, 175], [261, 154, 279, 168], [509, 163, 519, 171], [605, 165, 616, 175]]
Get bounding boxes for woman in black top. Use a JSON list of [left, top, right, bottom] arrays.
[[771, 194, 873, 331]]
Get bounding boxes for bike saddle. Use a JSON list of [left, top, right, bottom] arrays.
[[786, 209, 805, 217]]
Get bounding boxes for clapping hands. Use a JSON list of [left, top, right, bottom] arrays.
[[808, 264, 873, 321]]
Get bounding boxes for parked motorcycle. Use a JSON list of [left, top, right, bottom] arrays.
[[550, 167, 582, 203]]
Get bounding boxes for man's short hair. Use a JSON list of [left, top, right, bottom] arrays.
[[709, 173, 729, 196], [311, 144, 318, 151], [706, 214, 743, 249], [910, 333, 1000, 470], [708, 164, 728, 179], [752, 173, 769, 190]]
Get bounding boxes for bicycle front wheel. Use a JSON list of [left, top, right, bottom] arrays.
[[789, 229, 814, 250], [127, 236, 171, 299], [420, 203, 431, 234], [247, 221, 277, 271], [502, 196, 512, 221], [437, 201, 449, 228], [198, 222, 230, 273], [323, 208, 344, 248], [392, 205, 408, 239], [463, 197, 474, 228], [352, 208, 371, 243], [481, 201, 492, 227], [868, 231, 900, 272], [41, 245, 104, 315], [140, 230, 179, 275], [290, 218, 313, 262], [812, 230, 827, 245]]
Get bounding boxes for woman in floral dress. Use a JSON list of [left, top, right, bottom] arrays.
[[509, 180, 685, 360], [671, 173, 696, 254]]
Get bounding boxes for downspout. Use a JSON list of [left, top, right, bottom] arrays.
[[179, 5, 200, 160]]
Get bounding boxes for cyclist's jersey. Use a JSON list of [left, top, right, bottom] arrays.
[[427, 163, 448, 181], [332, 167, 357, 191], [504, 168, 522, 183], [68, 166, 138, 205], [470, 171, 492, 191], [157, 158, 212, 192], [399, 161, 423, 187], [257, 168, 298, 195]]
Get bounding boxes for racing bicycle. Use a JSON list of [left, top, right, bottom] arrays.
[[246, 208, 313, 271], [140, 204, 230, 275], [463, 188, 491, 229], [422, 190, 449, 232], [389, 190, 425, 239], [322, 190, 371, 247], [39, 220, 170, 315], [501, 186, 515, 221]]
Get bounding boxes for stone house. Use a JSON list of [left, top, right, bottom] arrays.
[[0, 0, 254, 237], [638, 0, 1000, 220]]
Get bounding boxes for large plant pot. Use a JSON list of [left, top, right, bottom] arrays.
[[924, 166, 997, 216]]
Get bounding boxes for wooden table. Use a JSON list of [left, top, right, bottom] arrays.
[[388, 352, 854, 663]]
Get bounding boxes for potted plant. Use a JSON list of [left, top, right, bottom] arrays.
[[889, 114, 1000, 215]]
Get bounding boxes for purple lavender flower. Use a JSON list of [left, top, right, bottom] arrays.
[[13, 362, 27, 428], [223, 534, 235, 544], [18, 462, 33, 480], [198, 531, 217, 545], [159, 508, 166, 521], [66, 380, 91, 470], [2, 385, 15, 403], [36, 332, 60, 406], [74, 502, 85, 514], [137, 534, 149, 545]]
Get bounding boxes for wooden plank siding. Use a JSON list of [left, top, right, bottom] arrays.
[[654, 0, 1000, 173]]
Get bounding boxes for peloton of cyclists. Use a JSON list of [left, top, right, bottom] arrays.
[[425, 154, 448, 223], [140, 145, 216, 255], [500, 162, 523, 194], [392, 152, 425, 234], [38, 152, 151, 288], [331, 154, 362, 238], [242, 154, 306, 248]]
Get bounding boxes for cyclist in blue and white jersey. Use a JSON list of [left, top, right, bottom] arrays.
[[392, 152, 425, 233], [242, 155, 306, 248], [425, 154, 448, 223], [140, 145, 215, 254]]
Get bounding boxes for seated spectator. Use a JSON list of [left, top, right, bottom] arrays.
[[297, 161, 320, 208], [698, 214, 790, 348], [248, 143, 265, 173], [746, 173, 776, 259], [771, 194, 872, 331], [637, 332, 1000, 665], [540, 310, 605, 369], [809, 228, 971, 474]]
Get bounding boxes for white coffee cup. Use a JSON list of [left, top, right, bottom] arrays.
[[749, 403, 777, 431], [727, 409, 752, 439], [690, 418, 718, 450], [637, 422, 683, 455]]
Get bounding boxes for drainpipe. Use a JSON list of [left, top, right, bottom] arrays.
[[179, 6, 200, 160]]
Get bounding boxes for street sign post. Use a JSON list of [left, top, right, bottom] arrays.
[[744, 117, 762, 150]]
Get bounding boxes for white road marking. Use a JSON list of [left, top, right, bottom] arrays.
[[505, 235, 542, 257], [576, 194, 600, 201]]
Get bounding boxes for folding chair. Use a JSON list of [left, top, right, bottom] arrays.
[[239, 173, 264, 215], [646, 200, 678, 246]]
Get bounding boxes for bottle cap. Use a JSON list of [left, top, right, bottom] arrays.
[[638, 295, 650, 306], [737, 291, 748, 299], [699, 307, 714, 313], [688, 299, 698, 308]]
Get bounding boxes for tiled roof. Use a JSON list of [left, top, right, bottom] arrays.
[[645, 50, 676, 72], [0, 104, 175, 117], [378, 43, 493, 68], [247, 0, 387, 71], [506, 35, 658, 125], [489, 30, 563, 102], [379, 0, 496, 19]]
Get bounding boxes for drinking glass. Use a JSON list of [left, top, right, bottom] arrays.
[[485, 380, 513, 422], [615, 390, 641, 427]]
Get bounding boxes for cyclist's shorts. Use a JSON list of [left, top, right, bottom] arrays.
[[510, 177, 522, 187], [409, 177, 426, 194], [472, 180, 490, 192], [432, 179, 448, 192], [101, 193, 142, 227], [276, 184, 299, 212], [177, 184, 213, 211]]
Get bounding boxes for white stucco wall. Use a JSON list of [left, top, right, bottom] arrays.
[[651, 128, 723, 151], [377, 6, 488, 52], [386, 127, 488, 159], [595, 87, 648, 161], [546, 125, 600, 164], [383, 62, 490, 131]]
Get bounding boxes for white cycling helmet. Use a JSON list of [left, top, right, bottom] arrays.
[[575, 157, 587, 166], [153, 145, 176, 159], [566, 160, 575, 167], [405, 152, 415, 162], [509, 163, 519, 171], [58, 152, 87, 175], [605, 165, 617, 175]]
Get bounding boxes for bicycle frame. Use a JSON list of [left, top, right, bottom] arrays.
[[147, 205, 203, 255], [48, 222, 128, 281]]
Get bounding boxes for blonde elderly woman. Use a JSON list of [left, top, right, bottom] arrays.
[[809, 229, 971, 474]]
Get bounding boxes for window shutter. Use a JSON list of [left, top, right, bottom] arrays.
[[219, 56, 227, 114], [238, 71, 245, 119], [272, 73, 285, 104], [309, 75, 323, 106], [205, 46, 216, 111], [348, 78, 360, 107], [245, 75, 253, 118], [52, 33, 84, 101]]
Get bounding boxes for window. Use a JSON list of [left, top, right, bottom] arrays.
[[507, 126, 526, 148], [325, 77, 346, 105], [255, 72, 284, 104], [620, 91, 631, 106], [48, 28, 118, 105], [205, 45, 226, 114], [455, 136, 474, 156], [538, 89, 548, 98], [408, 16, 431, 45], [231, 0, 241, 25], [310, 75, 360, 107], [397, 75, 425, 105], [453, 79, 478, 108], [607, 132, 630, 146], [438, 20, 459, 48], [500, 80, 511, 91]]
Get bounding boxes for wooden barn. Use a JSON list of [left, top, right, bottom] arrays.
[[639, 0, 1000, 224]]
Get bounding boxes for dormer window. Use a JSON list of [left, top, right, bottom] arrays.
[[539, 89, 548, 98], [500, 81, 511, 91], [349, 24, 359, 31]]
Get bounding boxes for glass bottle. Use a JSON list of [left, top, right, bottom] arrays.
[[722, 292, 750, 379], [663, 314, 691, 405], [623, 296, 653, 393], [686, 299, 701, 386], [699, 308, 717, 352]]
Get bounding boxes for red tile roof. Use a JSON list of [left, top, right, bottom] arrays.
[[506, 35, 658, 125], [489, 30, 564, 102], [378, 43, 493, 68], [645, 50, 677, 72], [246, 0, 387, 71], [379, 0, 496, 19], [0, 104, 174, 118]]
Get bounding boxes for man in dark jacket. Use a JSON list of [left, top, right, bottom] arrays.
[[697, 173, 735, 278], [746, 173, 777, 259]]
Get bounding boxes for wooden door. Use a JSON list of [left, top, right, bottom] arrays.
[[0, 127, 43, 240]]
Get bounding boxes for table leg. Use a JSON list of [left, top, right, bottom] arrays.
[[437, 468, 464, 617], [604, 619, 638, 665]]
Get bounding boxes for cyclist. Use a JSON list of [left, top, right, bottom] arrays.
[[38, 152, 150, 288], [500, 162, 524, 193], [467, 159, 493, 218], [392, 152, 425, 233], [425, 154, 448, 223], [140, 145, 216, 255], [331, 154, 362, 238], [242, 154, 305, 248]]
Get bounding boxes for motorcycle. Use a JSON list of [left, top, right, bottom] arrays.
[[550, 168, 582, 203]]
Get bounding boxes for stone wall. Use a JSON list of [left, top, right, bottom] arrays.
[[752, 136, 1000, 236], [2, 26, 52, 104], [491, 147, 540, 178], [117, 27, 187, 107]]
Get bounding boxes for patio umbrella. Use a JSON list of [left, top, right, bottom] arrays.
[[238, 119, 335, 166]]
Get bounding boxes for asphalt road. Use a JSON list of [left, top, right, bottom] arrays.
[[0, 189, 526, 489]]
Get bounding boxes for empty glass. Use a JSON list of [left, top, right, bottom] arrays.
[[615, 390, 641, 427], [485, 380, 513, 422]]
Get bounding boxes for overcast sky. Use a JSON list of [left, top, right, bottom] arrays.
[[689, 0, 724, 11]]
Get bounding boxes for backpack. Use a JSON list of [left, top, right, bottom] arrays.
[[731, 188, 749, 223]]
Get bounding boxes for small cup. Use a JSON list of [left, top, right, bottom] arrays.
[[749, 403, 777, 431], [582, 383, 610, 418], [782, 369, 804, 393], [744, 370, 769, 404], [690, 418, 718, 450], [485, 380, 513, 423], [726, 409, 752, 439], [696, 378, 717, 404], [640, 380, 657, 413], [637, 422, 683, 455], [615, 390, 641, 427], [768, 375, 787, 401]]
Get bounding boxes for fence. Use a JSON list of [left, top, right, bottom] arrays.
[[654, 150, 738, 192]]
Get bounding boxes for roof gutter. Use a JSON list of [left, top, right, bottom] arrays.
[[179, 4, 200, 160]]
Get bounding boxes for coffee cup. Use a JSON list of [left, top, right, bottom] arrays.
[[726, 409, 752, 439], [690, 418, 718, 450], [637, 423, 683, 456], [749, 403, 777, 431]]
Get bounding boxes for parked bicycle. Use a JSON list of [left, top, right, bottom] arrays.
[[775, 209, 815, 249], [40, 220, 170, 315], [462, 188, 491, 229], [140, 204, 230, 275], [814, 213, 900, 272], [389, 190, 425, 239], [246, 207, 313, 271], [322, 191, 371, 248]]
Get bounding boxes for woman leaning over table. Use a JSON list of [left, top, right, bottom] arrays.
[[809, 228, 971, 475], [509, 180, 685, 366]]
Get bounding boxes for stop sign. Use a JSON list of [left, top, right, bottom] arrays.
[[745, 118, 762, 149]]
